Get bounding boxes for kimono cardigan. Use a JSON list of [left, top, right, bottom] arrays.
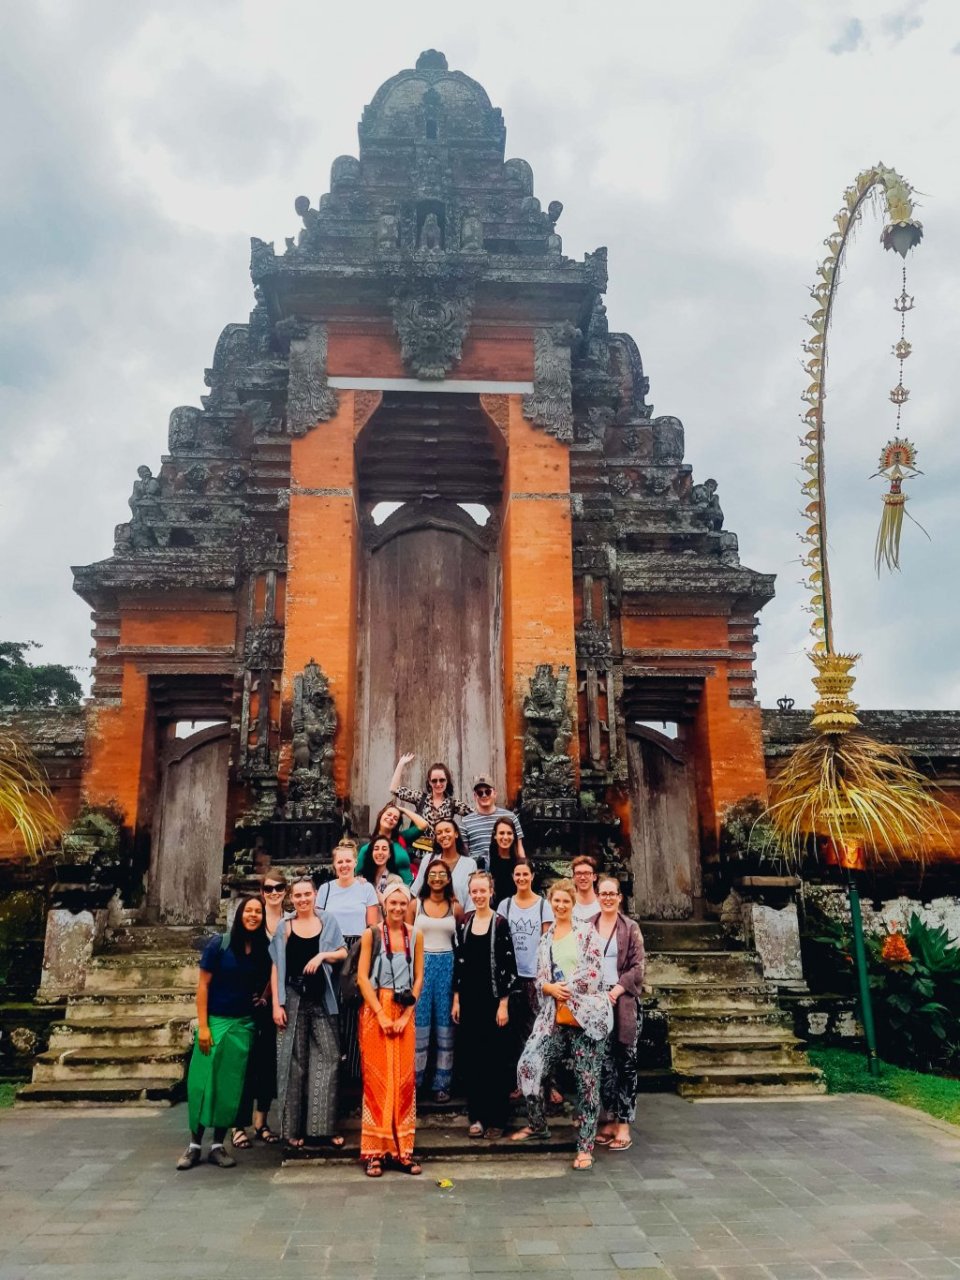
[[269, 911, 345, 1015], [530, 921, 613, 1043], [598, 912, 646, 1046], [454, 911, 518, 1001]]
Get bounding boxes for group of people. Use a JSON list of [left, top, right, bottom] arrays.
[[178, 758, 646, 1176]]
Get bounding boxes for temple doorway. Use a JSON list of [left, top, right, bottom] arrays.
[[627, 724, 701, 920], [353, 393, 505, 813]]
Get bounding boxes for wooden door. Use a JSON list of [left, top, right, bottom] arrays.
[[356, 522, 502, 809], [627, 728, 701, 919], [148, 724, 230, 924]]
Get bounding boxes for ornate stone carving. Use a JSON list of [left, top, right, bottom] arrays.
[[285, 659, 338, 819], [460, 214, 484, 251], [168, 406, 202, 452], [523, 324, 578, 443], [690, 477, 724, 530], [576, 620, 611, 658], [376, 213, 400, 251], [390, 281, 474, 380], [522, 664, 575, 807], [243, 623, 284, 668], [287, 324, 338, 434]]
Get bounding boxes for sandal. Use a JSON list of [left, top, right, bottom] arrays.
[[608, 1137, 633, 1152], [509, 1125, 550, 1142], [572, 1152, 594, 1171], [548, 1088, 564, 1106], [394, 1157, 422, 1175], [254, 1125, 280, 1145], [433, 1090, 451, 1104], [364, 1157, 383, 1178], [468, 1122, 484, 1138], [594, 1133, 615, 1147], [231, 1128, 252, 1150]]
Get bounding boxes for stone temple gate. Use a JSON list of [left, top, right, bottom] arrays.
[[72, 50, 775, 923]]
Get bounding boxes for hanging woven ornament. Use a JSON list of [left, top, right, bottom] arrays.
[[872, 437, 927, 572]]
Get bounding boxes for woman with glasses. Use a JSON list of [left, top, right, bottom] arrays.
[[356, 881, 425, 1176], [270, 877, 347, 1152], [510, 879, 612, 1171], [389, 754, 471, 833], [230, 874, 288, 1150], [452, 871, 517, 1138], [593, 877, 646, 1153], [406, 857, 460, 1102]]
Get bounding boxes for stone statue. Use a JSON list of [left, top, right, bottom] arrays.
[[376, 213, 400, 250], [460, 214, 483, 251], [418, 212, 442, 252], [522, 663, 574, 802], [691, 477, 724, 531], [547, 200, 564, 228], [285, 659, 337, 819], [294, 195, 320, 247]]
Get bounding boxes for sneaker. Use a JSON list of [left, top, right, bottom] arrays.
[[207, 1145, 237, 1169], [176, 1145, 201, 1171]]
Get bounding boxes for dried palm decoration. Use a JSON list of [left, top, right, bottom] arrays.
[[0, 729, 62, 860], [765, 165, 947, 868]]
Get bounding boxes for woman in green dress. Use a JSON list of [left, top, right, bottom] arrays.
[[177, 895, 270, 1170]]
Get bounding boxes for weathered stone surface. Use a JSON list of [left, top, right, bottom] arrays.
[[746, 901, 805, 984], [37, 909, 104, 1002]]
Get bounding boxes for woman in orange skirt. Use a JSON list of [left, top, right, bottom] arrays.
[[356, 879, 425, 1177]]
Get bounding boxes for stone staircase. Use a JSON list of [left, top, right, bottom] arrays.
[[642, 921, 825, 1099], [17, 926, 205, 1106]]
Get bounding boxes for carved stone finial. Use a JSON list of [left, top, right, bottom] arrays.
[[416, 49, 448, 71], [690, 477, 723, 530]]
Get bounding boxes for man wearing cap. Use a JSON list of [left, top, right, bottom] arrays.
[[457, 776, 526, 870]]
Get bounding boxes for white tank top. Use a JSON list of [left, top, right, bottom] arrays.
[[412, 900, 457, 953]]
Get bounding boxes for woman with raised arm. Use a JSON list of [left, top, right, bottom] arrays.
[[407, 858, 459, 1102], [390, 755, 471, 834], [452, 871, 518, 1138], [593, 877, 646, 1153], [177, 895, 270, 1171], [270, 876, 347, 1152], [511, 879, 612, 1171], [488, 817, 527, 907], [356, 802, 423, 885], [315, 843, 380, 1080], [357, 881, 425, 1177]]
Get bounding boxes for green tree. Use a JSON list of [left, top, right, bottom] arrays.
[[0, 641, 82, 709]]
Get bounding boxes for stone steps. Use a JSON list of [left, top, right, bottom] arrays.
[[642, 920, 824, 1100], [18, 927, 198, 1107], [32, 1044, 189, 1083], [17, 1077, 184, 1106], [48, 1015, 193, 1050]]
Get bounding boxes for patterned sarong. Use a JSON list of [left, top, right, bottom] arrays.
[[186, 1013, 254, 1132], [276, 987, 340, 1140], [359, 991, 416, 1160]]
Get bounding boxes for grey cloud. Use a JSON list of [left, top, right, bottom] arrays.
[[830, 18, 866, 54], [882, 4, 924, 42]]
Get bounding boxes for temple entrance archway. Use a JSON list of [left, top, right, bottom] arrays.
[[627, 723, 702, 920], [353, 393, 505, 816]]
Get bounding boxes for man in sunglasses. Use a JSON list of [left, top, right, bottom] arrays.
[[457, 775, 525, 870]]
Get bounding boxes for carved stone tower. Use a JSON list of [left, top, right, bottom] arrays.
[[73, 51, 773, 920]]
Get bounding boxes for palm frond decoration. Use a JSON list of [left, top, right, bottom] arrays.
[[0, 730, 63, 860]]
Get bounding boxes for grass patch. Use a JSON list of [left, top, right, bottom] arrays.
[[810, 1046, 960, 1126], [0, 1083, 18, 1109]]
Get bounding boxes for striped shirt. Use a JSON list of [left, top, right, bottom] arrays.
[[457, 808, 524, 869]]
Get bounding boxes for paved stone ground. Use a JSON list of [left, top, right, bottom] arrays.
[[2, 1094, 960, 1280]]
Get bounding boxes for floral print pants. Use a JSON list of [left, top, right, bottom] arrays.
[[518, 1023, 605, 1152], [415, 950, 455, 1093]]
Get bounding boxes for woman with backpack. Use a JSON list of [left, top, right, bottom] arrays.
[[270, 877, 348, 1152], [356, 880, 425, 1177], [177, 894, 270, 1171]]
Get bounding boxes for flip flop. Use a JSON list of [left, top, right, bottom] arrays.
[[594, 1134, 615, 1146], [608, 1138, 633, 1152], [572, 1153, 594, 1171]]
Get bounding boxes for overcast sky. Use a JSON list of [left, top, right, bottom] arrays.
[[1, 0, 958, 711]]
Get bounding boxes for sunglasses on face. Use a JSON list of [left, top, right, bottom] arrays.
[[474, 787, 493, 797], [429, 776, 446, 785], [263, 884, 285, 893]]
